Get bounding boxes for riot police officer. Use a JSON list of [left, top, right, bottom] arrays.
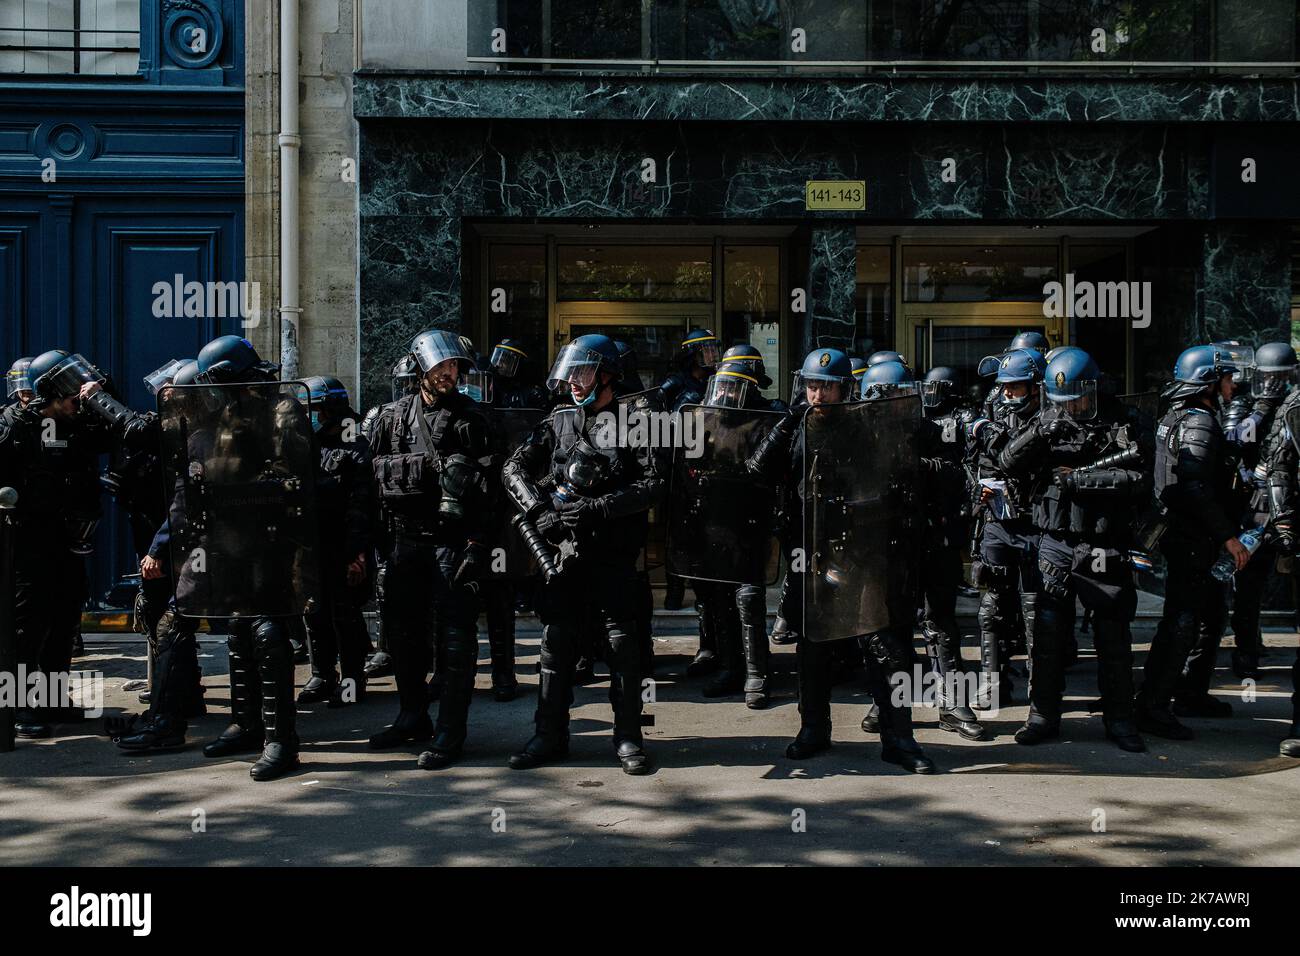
[[967, 347, 1047, 709], [917, 364, 984, 739], [177, 335, 312, 779], [360, 355, 421, 680], [297, 376, 377, 708], [614, 340, 647, 395], [849, 356, 869, 401], [488, 339, 550, 409], [1204, 343, 1297, 682], [0, 350, 123, 738], [1264, 370, 1300, 756], [6, 358, 34, 408], [748, 348, 935, 773], [659, 329, 719, 618], [689, 362, 779, 708], [1136, 345, 1248, 740], [996, 350, 1147, 751], [503, 334, 664, 774], [367, 330, 493, 771]]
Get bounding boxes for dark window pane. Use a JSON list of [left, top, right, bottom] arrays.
[[856, 245, 893, 355], [557, 245, 713, 302], [903, 245, 1057, 302], [723, 245, 781, 396], [488, 244, 548, 368], [1069, 245, 1129, 388]]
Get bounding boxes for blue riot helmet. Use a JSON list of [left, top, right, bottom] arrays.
[[704, 361, 760, 409], [861, 360, 916, 402], [794, 348, 854, 405], [920, 365, 958, 409], [29, 349, 106, 404], [548, 333, 623, 407], [867, 350, 912, 374], [722, 343, 772, 390], [172, 360, 201, 387], [1165, 344, 1241, 403], [195, 335, 278, 384], [678, 328, 720, 372], [6, 357, 34, 404], [1042, 349, 1101, 421], [303, 375, 351, 432], [848, 357, 869, 400], [489, 338, 529, 380], [994, 347, 1045, 410], [391, 354, 419, 402], [1252, 341, 1298, 398], [1009, 330, 1049, 353]]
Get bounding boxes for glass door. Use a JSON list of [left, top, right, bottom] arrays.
[[555, 311, 708, 392]]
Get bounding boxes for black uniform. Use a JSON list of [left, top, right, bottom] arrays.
[[503, 397, 665, 770], [998, 410, 1147, 744], [1137, 399, 1237, 734], [658, 370, 709, 619], [968, 402, 1042, 707], [747, 404, 934, 771], [0, 402, 116, 735], [301, 421, 377, 704], [919, 401, 983, 734], [368, 389, 493, 758]]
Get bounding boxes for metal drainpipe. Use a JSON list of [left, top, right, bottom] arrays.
[[278, 0, 301, 379]]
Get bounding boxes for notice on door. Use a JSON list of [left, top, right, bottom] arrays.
[[805, 180, 866, 211]]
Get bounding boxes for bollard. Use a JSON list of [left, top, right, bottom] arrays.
[[0, 486, 17, 752]]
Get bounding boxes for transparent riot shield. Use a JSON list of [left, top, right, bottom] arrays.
[[801, 394, 924, 643], [488, 407, 546, 578], [158, 382, 320, 618], [666, 405, 784, 586]]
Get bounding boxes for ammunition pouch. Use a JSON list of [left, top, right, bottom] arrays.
[[374, 452, 438, 502]]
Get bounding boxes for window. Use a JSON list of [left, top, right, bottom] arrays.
[[723, 244, 780, 396], [903, 245, 1057, 302], [487, 244, 547, 363], [557, 244, 713, 302], [856, 245, 893, 355], [0, 0, 141, 75]]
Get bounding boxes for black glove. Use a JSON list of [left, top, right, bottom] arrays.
[[1275, 520, 1296, 555], [452, 542, 488, 591], [557, 497, 605, 531], [534, 510, 569, 544], [1039, 417, 1076, 441]]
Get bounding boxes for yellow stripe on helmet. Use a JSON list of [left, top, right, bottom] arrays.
[[683, 333, 717, 346], [496, 343, 528, 358], [716, 369, 759, 386]]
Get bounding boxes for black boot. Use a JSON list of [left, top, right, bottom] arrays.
[[737, 588, 771, 709], [1135, 696, 1194, 740], [608, 625, 650, 775], [510, 659, 572, 769], [929, 621, 984, 740], [1093, 619, 1144, 752], [663, 574, 685, 611], [1173, 692, 1234, 718], [364, 650, 393, 678], [878, 702, 935, 774], [296, 674, 334, 705], [703, 601, 744, 698], [117, 715, 188, 753], [1014, 714, 1060, 745], [1281, 720, 1300, 758], [974, 591, 1003, 711], [419, 626, 475, 769], [1105, 718, 1146, 753], [250, 621, 300, 781], [204, 635, 263, 757], [785, 722, 832, 759], [489, 634, 518, 702], [860, 702, 880, 734]]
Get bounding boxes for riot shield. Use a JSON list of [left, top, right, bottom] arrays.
[[1286, 400, 1300, 456], [801, 394, 924, 643], [488, 406, 546, 578], [158, 382, 320, 618], [665, 404, 783, 585]]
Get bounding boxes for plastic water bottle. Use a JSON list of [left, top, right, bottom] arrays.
[[1210, 526, 1266, 582]]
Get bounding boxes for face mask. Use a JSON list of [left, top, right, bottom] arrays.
[[459, 384, 484, 403]]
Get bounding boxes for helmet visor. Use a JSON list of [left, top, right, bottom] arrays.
[[458, 368, 494, 404], [143, 359, 187, 396], [920, 380, 948, 408], [6, 359, 33, 398], [38, 353, 105, 399], [695, 343, 720, 368], [1255, 366, 1298, 398], [793, 371, 852, 405], [411, 331, 471, 375], [1042, 380, 1098, 421], [703, 369, 756, 409], [1214, 344, 1255, 383], [547, 343, 610, 392], [490, 344, 525, 379], [977, 354, 1001, 378], [863, 381, 918, 403]]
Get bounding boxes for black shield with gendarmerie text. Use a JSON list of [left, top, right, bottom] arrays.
[[666, 404, 784, 586], [158, 381, 320, 618], [801, 394, 923, 643]]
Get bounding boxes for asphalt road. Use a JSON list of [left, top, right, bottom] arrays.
[[3, 620, 1299, 867]]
